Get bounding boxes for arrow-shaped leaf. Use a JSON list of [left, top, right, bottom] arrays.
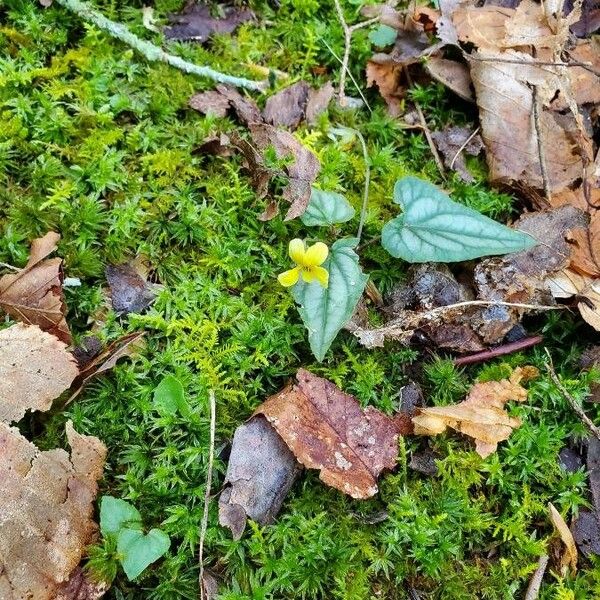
[[382, 177, 536, 263], [293, 238, 368, 361]]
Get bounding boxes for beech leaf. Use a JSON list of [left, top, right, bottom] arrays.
[[301, 188, 356, 227], [382, 177, 536, 262], [292, 238, 368, 361]]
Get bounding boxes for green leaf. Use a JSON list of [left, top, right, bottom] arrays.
[[117, 528, 171, 580], [153, 375, 190, 417], [100, 496, 142, 536], [369, 24, 397, 47], [301, 188, 356, 227], [292, 238, 368, 361], [381, 177, 537, 263]]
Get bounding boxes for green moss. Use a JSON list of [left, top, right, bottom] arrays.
[[1, 0, 598, 598]]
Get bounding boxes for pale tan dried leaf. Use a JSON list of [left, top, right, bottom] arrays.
[[0, 323, 79, 424], [0, 232, 71, 343], [0, 420, 106, 600], [567, 218, 600, 278], [412, 367, 534, 457], [366, 58, 404, 117], [549, 502, 578, 572], [425, 57, 474, 102], [452, 6, 514, 48], [254, 369, 399, 499]]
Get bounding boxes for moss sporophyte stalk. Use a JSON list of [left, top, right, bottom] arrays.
[[278, 239, 329, 288]]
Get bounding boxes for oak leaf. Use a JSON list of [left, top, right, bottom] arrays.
[[0, 232, 71, 343], [0, 323, 79, 424], [412, 367, 537, 457], [0, 420, 106, 599], [255, 369, 400, 499]]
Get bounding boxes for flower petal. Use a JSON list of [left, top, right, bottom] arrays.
[[304, 242, 329, 266], [301, 268, 315, 283], [278, 267, 300, 287], [288, 239, 306, 265], [312, 265, 329, 288]]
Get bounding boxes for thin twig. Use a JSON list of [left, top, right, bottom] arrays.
[[403, 66, 446, 179], [354, 129, 371, 243], [51, 0, 266, 91], [524, 555, 549, 600], [333, 0, 378, 106], [531, 86, 551, 201], [199, 391, 217, 599], [0, 262, 19, 271], [449, 126, 481, 171], [454, 335, 543, 366], [545, 349, 600, 441]]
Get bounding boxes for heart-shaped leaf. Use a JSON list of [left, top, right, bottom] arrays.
[[293, 238, 368, 361], [117, 528, 171, 580], [381, 177, 536, 262], [369, 24, 397, 47], [301, 188, 356, 227], [100, 496, 142, 536], [153, 375, 190, 417]]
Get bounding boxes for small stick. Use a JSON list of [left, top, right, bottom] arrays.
[[449, 126, 481, 171], [454, 335, 543, 366], [52, 0, 266, 91], [403, 66, 446, 179], [199, 391, 217, 599], [0, 262, 19, 271], [333, 0, 378, 106], [532, 86, 551, 201], [354, 129, 371, 243], [524, 555, 549, 600], [545, 349, 600, 441]]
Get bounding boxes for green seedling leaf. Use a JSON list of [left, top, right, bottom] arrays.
[[369, 24, 397, 47], [381, 177, 537, 263], [153, 375, 190, 416], [293, 238, 368, 361], [301, 188, 356, 227], [100, 496, 142, 536], [117, 528, 171, 580]]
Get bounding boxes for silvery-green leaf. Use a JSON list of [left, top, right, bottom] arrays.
[[293, 238, 368, 361], [100, 496, 142, 536], [301, 188, 356, 227], [381, 177, 537, 263], [117, 528, 171, 580], [369, 24, 397, 47]]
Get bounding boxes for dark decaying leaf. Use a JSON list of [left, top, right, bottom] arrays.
[[395, 381, 425, 435], [254, 369, 400, 499], [263, 81, 311, 129], [581, 346, 600, 402], [0, 231, 71, 343], [571, 511, 600, 558], [165, 3, 254, 42], [55, 567, 108, 600], [409, 449, 439, 476], [189, 84, 262, 126], [587, 436, 600, 513], [431, 125, 484, 182], [68, 332, 145, 402], [235, 124, 321, 220], [219, 416, 300, 539], [72, 336, 104, 369], [306, 81, 335, 125], [0, 421, 106, 600], [105, 261, 156, 315]]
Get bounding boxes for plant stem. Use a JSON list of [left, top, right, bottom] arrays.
[[51, 0, 266, 91], [355, 129, 371, 243], [454, 335, 543, 366]]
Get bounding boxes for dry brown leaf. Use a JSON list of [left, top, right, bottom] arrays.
[[424, 57, 474, 102], [567, 218, 600, 277], [105, 261, 156, 315], [68, 331, 145, 402], [189, 84, 262, 126], [0, 232, 71, 343], [305, 81, 334, 125], [0, 323, 79, 424], [55, 567, 109, 600], [452, 6, 515, 48], [263, 81, 311, 130], [255, 369, 400, 499], [0, 420, 106, 599], [546, 268, 600, 331], [431, 125, 483, 182], [412, 367, 535, 457], [549, 502, 578, 572], [366, 58, 404, 117]]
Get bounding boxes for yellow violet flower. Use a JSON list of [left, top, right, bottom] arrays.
[[278, 239, 329, 288]]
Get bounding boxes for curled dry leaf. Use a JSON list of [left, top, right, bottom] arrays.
[[0, 231, 71, 343], [218, 416, 300, 539], [412, 366, 537, 457], [549, 502, 578, 572], [366, 58, 404, 117], [164, 3, 254, 42], [0, 420, 106, 600], [254, 369, 400, 499], [0, 323, 79, 424]]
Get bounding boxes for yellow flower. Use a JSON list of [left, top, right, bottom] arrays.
[[278, 239, 329, 288]]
